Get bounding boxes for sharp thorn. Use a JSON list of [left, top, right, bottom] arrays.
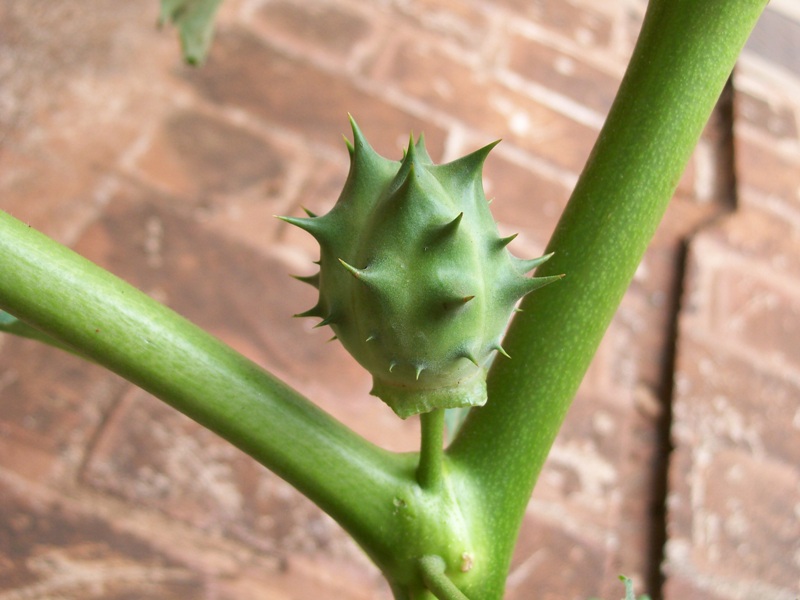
[[326, 335, 338, 343], [348, 113, 363, 149], [389, 360, 398, 373], [290, 272, 320, 288], [498, 233, 518, 249], [438, 140, 499, 177], [526, 274, 565, 294], [338, 258, 366, 280], [429, 212, 463, 245], [413, 132, 433, 163], [314, 313, 338, 329], [494, 344, 511, 359], [415, 365, 424, 381], [516, 252, 555, 274], [505, 273, 564, 303], [399, 134, 418, 169], [276, 215, 326, 241], [365, 333, 377, 342], [294, 304, 323, 319], [442, 212, 463, 235], [301, 206, 318, 218], [442, 295, 475, 311], [460, 352, 480, 367]]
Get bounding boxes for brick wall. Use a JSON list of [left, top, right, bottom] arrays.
[[664, 6, 800, 599], [0, 1, 797, 599]]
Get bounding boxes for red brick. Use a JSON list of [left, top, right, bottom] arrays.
[[134, 110, 290, 199], [735, 133, 800, 211], [491, 0, 613, 49], [711, 266, 800, 368], [254, 0, 372, 61], [374, 38, 598, 172], [183, 29, 447, 160], [0, 0, 167, 97], [480, 149, 571, 248], [0, 479, 388, 600], [0, 478, 204, 598], [0, 340, 126, 484], [662, 574, 729, 600], [744, 7, 800, 79], [623, 195, 723, 388], [524, 388, 662, 598], [507, 513, 606, 600], [275, 156, 349, 261], [667, 210, 800, 598], [737, 91, 799, 141], [531, 394, 626, 528], [0, 1, 177, 242], [83, 388, 364, 562], [506, 36, 619, 115], [0, 151, 104, 244], [668, 448, 800, 595], [680, 219, 800, 373], [674, 345, 800, 469], [697, 208, 800, 276], [387, 0, 493, 50], [699, 450, 799, 589]]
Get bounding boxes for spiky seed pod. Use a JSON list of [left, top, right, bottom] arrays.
[[281, 118, 562, 418]]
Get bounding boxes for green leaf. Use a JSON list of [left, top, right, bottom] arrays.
[[159, 0, 223, 65]]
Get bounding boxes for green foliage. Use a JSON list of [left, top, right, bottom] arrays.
[[281, 118, 559, 418], [159, 0, 223, 64]]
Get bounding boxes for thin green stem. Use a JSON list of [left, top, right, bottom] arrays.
[[0, 309, 86, 357], [417, 409, 445, 490], [418, 556, 470, 600], [448, 0, 767, 596], [0, 209, 408, 562]]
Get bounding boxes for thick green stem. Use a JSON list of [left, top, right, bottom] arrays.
[[417, 410, 445, 490], [448, 0, 767, 595], [0, 210, 406, 561]]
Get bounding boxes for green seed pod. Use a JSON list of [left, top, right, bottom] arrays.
[[281, 118, 561, 418]]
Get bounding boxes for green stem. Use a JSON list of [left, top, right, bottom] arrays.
[[417, 409, 445, 490], [418, 556, 471, 600], [448, 0, 767, 594], [0, 209, 407, 561], [0, 309, 86, 357]]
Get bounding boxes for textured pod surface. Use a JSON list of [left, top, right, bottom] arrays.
[[282, 118, 561, 418]]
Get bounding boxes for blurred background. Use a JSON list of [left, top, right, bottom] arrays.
[[0, 1, 798, 598]]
